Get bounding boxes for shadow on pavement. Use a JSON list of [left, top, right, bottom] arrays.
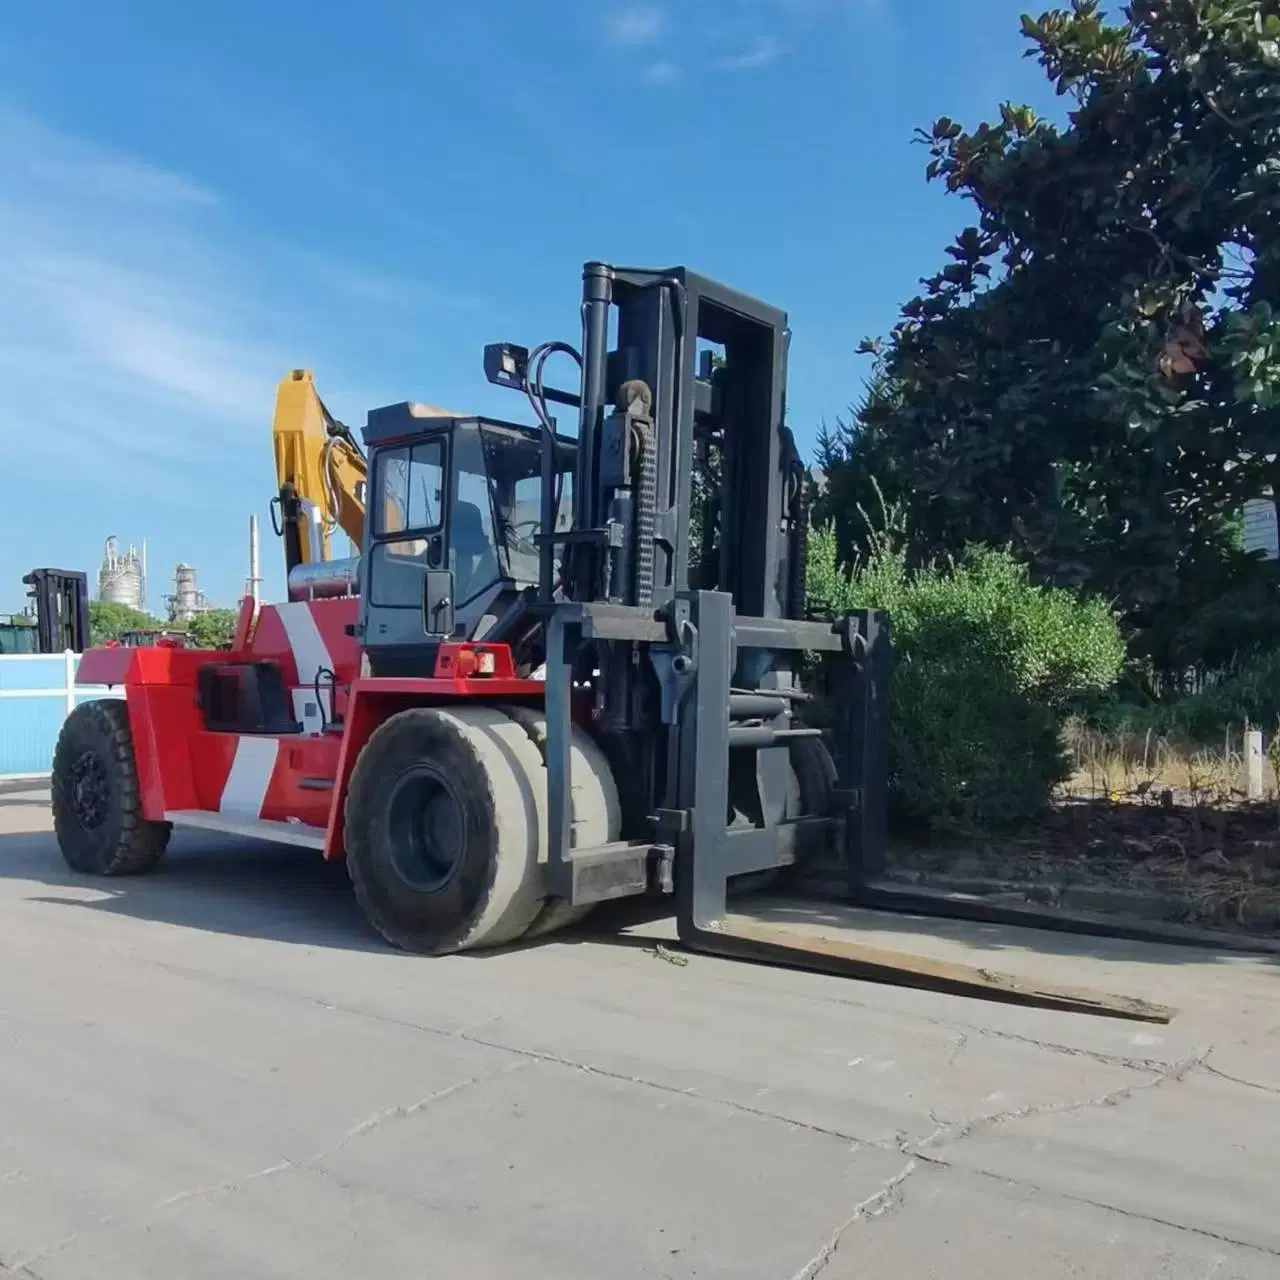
[[1, 781, 1274, 974], [741, 893, 1280, 971], [0, 815, 387, 955]]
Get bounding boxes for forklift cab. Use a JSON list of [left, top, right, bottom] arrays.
[[359, 405, 575, 673]]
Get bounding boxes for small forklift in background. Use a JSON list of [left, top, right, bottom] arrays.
[[0, 570, 89, 654]]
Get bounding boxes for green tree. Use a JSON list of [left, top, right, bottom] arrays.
[[187, 608, 239, 650], [821, 0, 1280, 674], [88, 600, 163, 646]]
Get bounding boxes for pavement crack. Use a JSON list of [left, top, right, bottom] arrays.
[[317, 1060, 535, 1162], [788, 1159, 919, 1280], [8, 1233, 89, 1275], [7, 1064, 527, 1271], [929, 1158, 1280, 1259], [946, 1033, 968, 1067], [458, 1030, 880, 1148], [916, 1046, 1212, 1151], [968, 1024, 1178, 1073], [2, 1264, 44, 1280], [1202, 1061, 1280, 1096], [153, 1160, 296, 1212]]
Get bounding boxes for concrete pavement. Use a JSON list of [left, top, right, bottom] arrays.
[[0, 782, 1277, 1278]]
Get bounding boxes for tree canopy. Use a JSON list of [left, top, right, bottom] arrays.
[[88, 601, 163, 646], [87, 601, 239, 649], [819, 0, 1280, 674], [186, 608, 239, 650]]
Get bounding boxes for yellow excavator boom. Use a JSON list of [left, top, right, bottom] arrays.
[[272, 369, 470, 575], [271, 370, 369, 569]]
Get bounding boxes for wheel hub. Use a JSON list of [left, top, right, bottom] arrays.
[[384, 766, 467, 894], [69, 750, 110, 830]]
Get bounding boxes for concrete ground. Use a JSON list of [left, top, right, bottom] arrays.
[[0, 782, 1278, 1279]]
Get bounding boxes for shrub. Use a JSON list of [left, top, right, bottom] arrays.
[[807, 522, 1126, 832], [1079, 647, 1280, 748]]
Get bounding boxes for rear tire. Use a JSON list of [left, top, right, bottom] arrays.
[[51, 699, 170, 876], [500, 705, 621, 939], [343, 706, 547, 954], [787, 733, 838, 870], [728, 732, 838, 896]]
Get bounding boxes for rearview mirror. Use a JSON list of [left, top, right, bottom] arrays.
[[422, 569, 455, 637]]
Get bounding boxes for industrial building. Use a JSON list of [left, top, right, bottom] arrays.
[[96, 537, 147, 612], [95, 536, 214, 622]]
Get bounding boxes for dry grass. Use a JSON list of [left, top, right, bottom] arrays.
[[890, 718, 1280, 934], [1061, 718, 1278, 804]]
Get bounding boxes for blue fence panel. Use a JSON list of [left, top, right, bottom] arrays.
[[0, 656, 68, 692], [0, 652, 119, 779], [0, 697, 71, 775]]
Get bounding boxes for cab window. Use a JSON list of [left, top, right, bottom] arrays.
[[375, 439, 444, 541], [368, 437, 446, 610]]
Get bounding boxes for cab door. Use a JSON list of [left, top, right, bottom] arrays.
[[361, 429, 452, 659]]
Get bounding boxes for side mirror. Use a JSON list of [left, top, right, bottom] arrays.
[[422, 568, 455, 637]]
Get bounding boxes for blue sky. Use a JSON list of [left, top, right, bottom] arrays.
[[0, 0, 1062, 611]]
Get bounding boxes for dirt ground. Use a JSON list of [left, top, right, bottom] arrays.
[[891, 789, 1280, 935]]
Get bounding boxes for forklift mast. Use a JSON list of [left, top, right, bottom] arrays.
[[479, 263, 884, 941], [573, 264, 805, 619], [22, 569, 90, 654]]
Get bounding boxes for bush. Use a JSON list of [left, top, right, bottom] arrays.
[[807, 523, 1126, 832], [1080, 647, 1280, 748]]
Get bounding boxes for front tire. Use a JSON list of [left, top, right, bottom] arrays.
[[343, 706, 547, 954], [51, 699, 170, 876]]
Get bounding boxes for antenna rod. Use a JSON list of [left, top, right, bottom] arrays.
[[248, 514, 261, 605]]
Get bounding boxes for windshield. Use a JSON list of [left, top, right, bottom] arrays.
[[366, 422, 578, 614], [477, 424, 575, 589]]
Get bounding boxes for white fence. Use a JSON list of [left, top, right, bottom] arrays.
[[0, 653, 113, 781]]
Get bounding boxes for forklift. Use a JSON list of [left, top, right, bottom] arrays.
[[49, 262, 1171, 1020], [0, 570, 89, 654]]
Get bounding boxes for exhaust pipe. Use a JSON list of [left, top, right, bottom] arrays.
[[288, 556, 360, 601]]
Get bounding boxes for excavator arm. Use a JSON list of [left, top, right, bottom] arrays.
[[271, 370, 368, 572]]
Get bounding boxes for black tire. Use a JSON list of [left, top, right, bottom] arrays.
[[728, 731, 838, 897], [343, 706, 545, 954], [50, 699, 170, 876], [787, 733, 838, 870], [499, 704, 621, 940]]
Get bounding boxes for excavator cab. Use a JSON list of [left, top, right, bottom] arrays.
[[358, 406, 575, 675]]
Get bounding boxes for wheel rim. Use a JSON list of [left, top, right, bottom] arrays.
[[69, 750, 110, 830], [384, 766, 467, 894]]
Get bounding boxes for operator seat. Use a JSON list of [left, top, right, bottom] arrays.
[[452, 499, 499, 603]]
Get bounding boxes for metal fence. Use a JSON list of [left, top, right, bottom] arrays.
[[0, 653, 114, 780]]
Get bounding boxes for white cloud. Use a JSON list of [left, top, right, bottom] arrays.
[[717, 36, 783, 70], [0, 105, 512, 604], [607, 0, 874, 81], [644, 60, 680, 82], [605, 5, 665, 46], [0, 108, 291, 475]]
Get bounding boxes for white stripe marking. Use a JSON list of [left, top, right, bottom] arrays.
[[219, 736, 279, 818], [275, 602, 335, 719]]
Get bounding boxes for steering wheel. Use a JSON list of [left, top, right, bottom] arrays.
[[506, 518, 542, 556]]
